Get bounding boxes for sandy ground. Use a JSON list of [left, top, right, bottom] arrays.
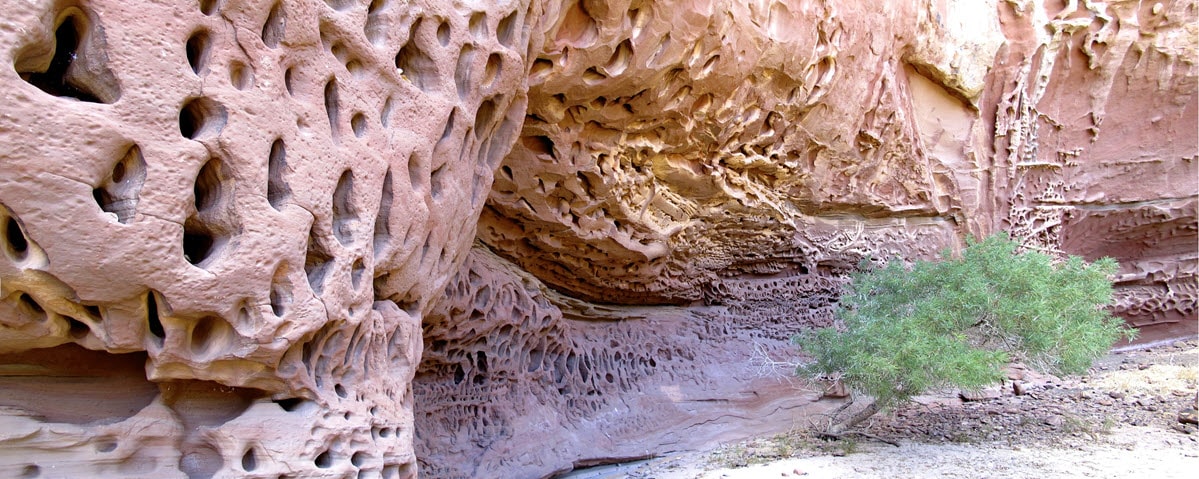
[[560, 339, 1199, 479], [632, 427, 1197, 479]]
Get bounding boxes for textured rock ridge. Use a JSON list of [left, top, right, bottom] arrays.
[[0, 0, 535, 476]]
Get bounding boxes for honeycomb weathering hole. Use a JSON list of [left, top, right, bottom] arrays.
[[146, 291, 165, 345], [183, 220, 219, 266], [304, 227, 333, 295], [185, 30, 212, 75], [284, 67, 295, 96], [381, 97, 394, 127], [454, 44, 476, 100], [497, 11, 517, 47], [193, 157, 225, 212], [180, 444, 222, 479], [262, 2, 285, 48], [474, 98, 497, 140], [270, 262, 293, 317], [324, 78, 340, 141], [351, 113, 367, 137], [395, 20, 437, 92], [314, 450, 333, 468], [0, 346, 158, 426], [92, 145, 147, 224], [482, 53, 501, 89], [436, 21, 451, 46], [3, 214, 30, 261], [365, 0, 390, 45], [179, 97, 228, 140], [430, 165, 446, 201], [555, 0, 598, 47], [67, 316, 90, 339], [469, 12, 486, 39], [373, 170, 393, 258], [190, 316, 232, 357], [408, 153, 425, 192], [267, 139, 291, 210], [332, 169, 358, 245], [351, 257, 366, 290], [605, 39, 632, 76], [229, 61, 253, 90], [241, 448, 257, 472], [15, 9, 121, 103], [17, 293, 46, 322]]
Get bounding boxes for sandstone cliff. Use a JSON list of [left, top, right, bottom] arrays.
[[0, 0, 1193, 478]]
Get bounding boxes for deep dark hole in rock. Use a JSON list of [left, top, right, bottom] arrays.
[[241, 448, 257, 471], [314, 450, 333, 468], [66, 317, 90, 339], [183, 226, 216, 266], [18, 293, 45, 319], [91, 145, 145, 224], [453, 363, 465, 384], [185, 30, 211, 75], [146, 291, 165, 341], [179, 98, 227, 140], [5, 216, 28, 256], [272, 397, 309, 412], [18, 14, 104, 103]]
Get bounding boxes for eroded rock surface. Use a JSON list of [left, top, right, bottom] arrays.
[[0, 0, 534, 476], [0, 0, 1194, 478], [415, 246, 843, 478], [422, 0, 1197, 477]]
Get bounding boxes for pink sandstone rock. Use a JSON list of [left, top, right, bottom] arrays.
[[0, 0, 1194, 478], [0, 0, 534, 477], [422, 0, 1196, 477]]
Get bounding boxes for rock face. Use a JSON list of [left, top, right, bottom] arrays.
[[0, 0, 533, 477], [420, 0, 1197, 477], [0, 0, 1194, 479]]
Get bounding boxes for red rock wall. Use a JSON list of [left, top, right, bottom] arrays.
[[418, 0, 1197, 476], [0, 0, 1193, 478], [0, 0, 535, 477]]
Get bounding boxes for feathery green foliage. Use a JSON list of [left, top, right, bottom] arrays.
[[794, 234, 1133, 410]]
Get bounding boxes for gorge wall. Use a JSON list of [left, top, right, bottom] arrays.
[[0, 0, 1194, 478]]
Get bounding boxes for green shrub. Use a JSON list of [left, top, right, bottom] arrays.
[[794, 234, 1134, 411]]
